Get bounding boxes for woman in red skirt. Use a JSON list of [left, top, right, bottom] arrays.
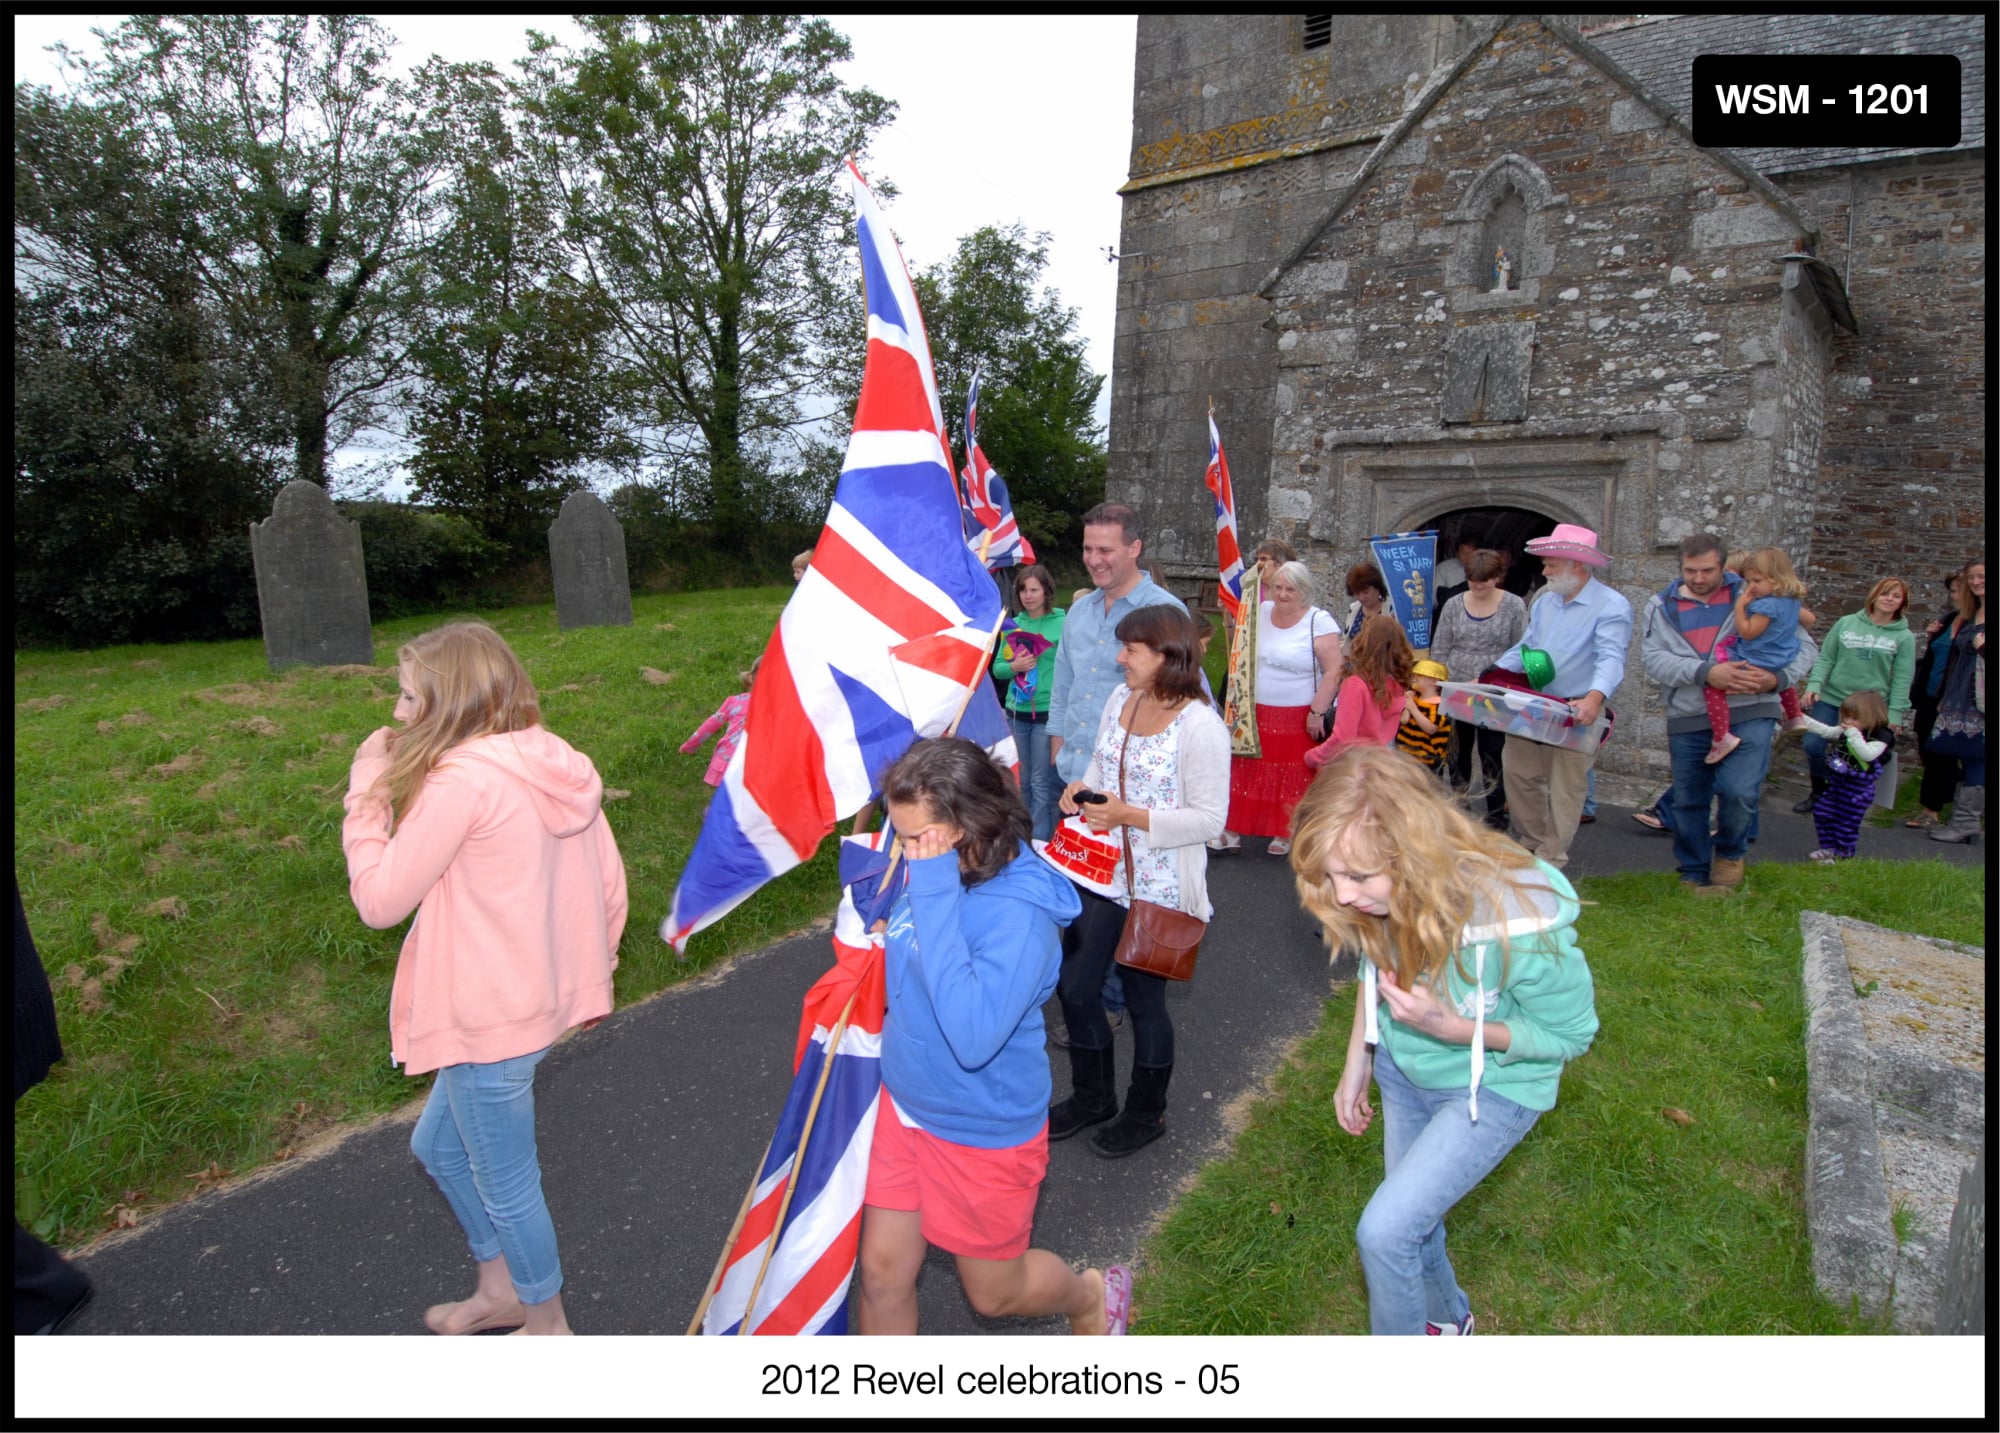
[[1215, 560, 1345, 857]]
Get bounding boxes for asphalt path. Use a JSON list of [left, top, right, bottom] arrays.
[[56, 791, 1978, 1336]]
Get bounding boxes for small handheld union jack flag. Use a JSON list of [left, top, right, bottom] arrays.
[[1206, 402, 1245, 623], [960, 366, 1034, 570]]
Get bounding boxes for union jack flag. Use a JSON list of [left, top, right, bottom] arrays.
[[664, 162, 1011, 953], [960, 366, 1034, 570], [1205, 409, 1245, 623], [699, 835, 891, 1335]]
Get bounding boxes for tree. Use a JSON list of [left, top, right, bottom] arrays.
[[38, 15, 467, 487], [520, 15, 895, 546], [405, 67, 635, 552], [14, 83, 286, 646], [914, 225, 1107, 555]]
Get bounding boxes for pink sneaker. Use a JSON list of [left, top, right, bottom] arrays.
[[1425, 1312, 1475, 1335], [1704, 733, 1741, 765]]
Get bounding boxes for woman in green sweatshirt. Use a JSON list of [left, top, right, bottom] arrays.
[[1800, 577, 1914, 812], [1289, 744, 1598, 1336], [992, 565, 1066, 840]]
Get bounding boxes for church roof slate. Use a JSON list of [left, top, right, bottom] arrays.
[[1589, 11, 1987, 173]]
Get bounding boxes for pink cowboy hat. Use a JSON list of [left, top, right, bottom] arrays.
[[1524, 523, 1610, 567]]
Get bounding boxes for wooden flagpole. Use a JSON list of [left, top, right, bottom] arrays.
[[686, 1128, 775, 1335]]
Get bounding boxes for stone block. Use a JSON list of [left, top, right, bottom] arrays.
[[1440, 322, 1536, 423], [1609, 97, 1664, 134], [548, 491, 633, 631], [250, 481, 375, 671], [1691, 204, 1796, 251]]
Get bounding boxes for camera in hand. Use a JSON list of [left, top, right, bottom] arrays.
[[1072, 789, 1109, 805]]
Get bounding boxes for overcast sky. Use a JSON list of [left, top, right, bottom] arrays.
[[13, 13, 1137, 483]]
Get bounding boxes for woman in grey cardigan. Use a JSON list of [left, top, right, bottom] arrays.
[[1045, 605, 1228, 1159], [1429, 550, 1529, 828]]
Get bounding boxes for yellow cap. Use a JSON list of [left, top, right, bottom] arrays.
[[1411, 660, 1449, 681]]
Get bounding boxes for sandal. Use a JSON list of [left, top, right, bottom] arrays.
[[1631, 809, 1666, 831], [1102, 1265, 1133, 1335], [1904, 810, 1940, 828]]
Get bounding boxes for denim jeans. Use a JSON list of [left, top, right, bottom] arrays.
[[1799, 699, 1842, 788], [1058, 889, 1172, 1067], [1012, 713, 1058, 842], [411, 1044, 563, 1304], [1668, 716, 1775, 884], [1582, 767, 1597, 818], [1356, 1041, 1540, 1335]]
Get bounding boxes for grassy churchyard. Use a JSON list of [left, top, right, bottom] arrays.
[[14, 587, 1984, 1335], [13, 589, 836, 1248]]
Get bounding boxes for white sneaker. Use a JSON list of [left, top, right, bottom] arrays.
[[1424, 1312, 1475, 1335]]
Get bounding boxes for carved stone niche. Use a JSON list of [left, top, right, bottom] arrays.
[[1444, 154, 1565, 311]]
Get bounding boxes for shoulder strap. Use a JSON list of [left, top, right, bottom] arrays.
[[1117, 707, 1137, 898]]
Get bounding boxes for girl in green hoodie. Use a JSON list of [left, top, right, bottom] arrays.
[[1289, 744, 1598, 1335], [1800, 577, 1914, 813]]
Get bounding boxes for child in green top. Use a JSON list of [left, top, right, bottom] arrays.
[[1289, 744, 1598, 1335], [992, 564, 1066, 840]]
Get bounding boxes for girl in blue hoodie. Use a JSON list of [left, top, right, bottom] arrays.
[[1289, 744, 1598, 1335], [855, 737, 1131, 1336]]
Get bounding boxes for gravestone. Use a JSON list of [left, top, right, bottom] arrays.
[[1936, 1144, 1986, 1335], [548, 491, 633, 631], [249, 480, 375, 670]]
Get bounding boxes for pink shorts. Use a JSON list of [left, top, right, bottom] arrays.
[[864, 1096, 1048, 1261]]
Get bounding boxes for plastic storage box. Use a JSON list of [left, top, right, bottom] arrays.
[[1439, 681, 1611, 754]]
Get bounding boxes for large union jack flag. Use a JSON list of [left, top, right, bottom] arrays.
[[960, 366, 1034, 570], [699, 835, 891, 1335], [1205, 409, 1245, 623], [664, 162, 1011, 953]]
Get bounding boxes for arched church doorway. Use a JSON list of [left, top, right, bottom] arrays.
[[1427, 504, 1558, 601]]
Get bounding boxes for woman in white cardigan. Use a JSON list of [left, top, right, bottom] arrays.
[[1048, 605, 1229, 1158]]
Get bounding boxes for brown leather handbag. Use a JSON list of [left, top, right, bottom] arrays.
[[1109, 713, 1206, 981]]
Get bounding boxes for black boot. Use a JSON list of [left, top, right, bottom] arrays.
[[1048, 1044, 1117, 1141], [1792, 770, 1825, 815], [1089, 1062, 1171, 1159]]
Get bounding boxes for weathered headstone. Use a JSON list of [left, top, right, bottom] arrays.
[[1936, 1144, 1986, 1335], [548, 491, 633, 631], [249, 480, 375, 671]]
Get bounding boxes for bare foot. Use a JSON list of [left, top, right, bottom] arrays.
[[424, 1294, 527, 1335], [1067, 1268, 1107, 1336]]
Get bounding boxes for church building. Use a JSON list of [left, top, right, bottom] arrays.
[[1109, 13, 1986, 776]]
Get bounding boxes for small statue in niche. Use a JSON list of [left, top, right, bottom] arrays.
[[1491, 246, 1513, 292]]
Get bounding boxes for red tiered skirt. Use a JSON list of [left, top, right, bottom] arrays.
[[1226, 703, 1315, 838]]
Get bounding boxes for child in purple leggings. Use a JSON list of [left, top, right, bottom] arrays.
[[1798, 690, 1893, 861]]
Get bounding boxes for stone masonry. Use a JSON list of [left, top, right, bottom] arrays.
[[1111, 14, 1986, 780]]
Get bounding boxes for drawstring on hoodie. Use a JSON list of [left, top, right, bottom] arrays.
[[1364, 945, 1489, 1123]]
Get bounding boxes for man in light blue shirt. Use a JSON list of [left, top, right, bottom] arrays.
[[1048, 503, 1187, 785], [1492, 524, 1632, 867]]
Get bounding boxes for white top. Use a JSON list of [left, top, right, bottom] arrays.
[[1080, 685, 1230, 920], [1255, 601, 1331, 706], [1434, 557, 1467, 589]]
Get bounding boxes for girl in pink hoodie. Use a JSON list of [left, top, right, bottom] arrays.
[[343, 622, 626, 1336]]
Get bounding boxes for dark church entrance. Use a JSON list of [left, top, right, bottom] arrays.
[[1427, 504, 1558, 601]]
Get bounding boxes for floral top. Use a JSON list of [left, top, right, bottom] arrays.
[[1086, 685, 1186, 910], [1934, 619, 1985, 743]]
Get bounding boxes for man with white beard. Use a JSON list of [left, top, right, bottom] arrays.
[[1490, 525, 1633, 868]]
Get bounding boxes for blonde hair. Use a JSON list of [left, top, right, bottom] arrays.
[[373, 622, 541, 820], [1839, 689, 1890, 732], [1738, 546, 1806, 599], [1289, 745, 1539, 990]]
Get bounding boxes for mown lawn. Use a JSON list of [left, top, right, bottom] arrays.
[[1134, 858, 1984, 1335], [14, 589, 843, 1248]]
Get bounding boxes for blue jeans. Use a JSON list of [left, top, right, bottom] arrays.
[[1356, 1041, 1540, 1335], [1582, 768, 1597, 818], [1012, 713, 1057, 842], [1668, 717, 1776, 884], [1799, 699, 1842, 789], [411, 1045, 563, 1304]]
